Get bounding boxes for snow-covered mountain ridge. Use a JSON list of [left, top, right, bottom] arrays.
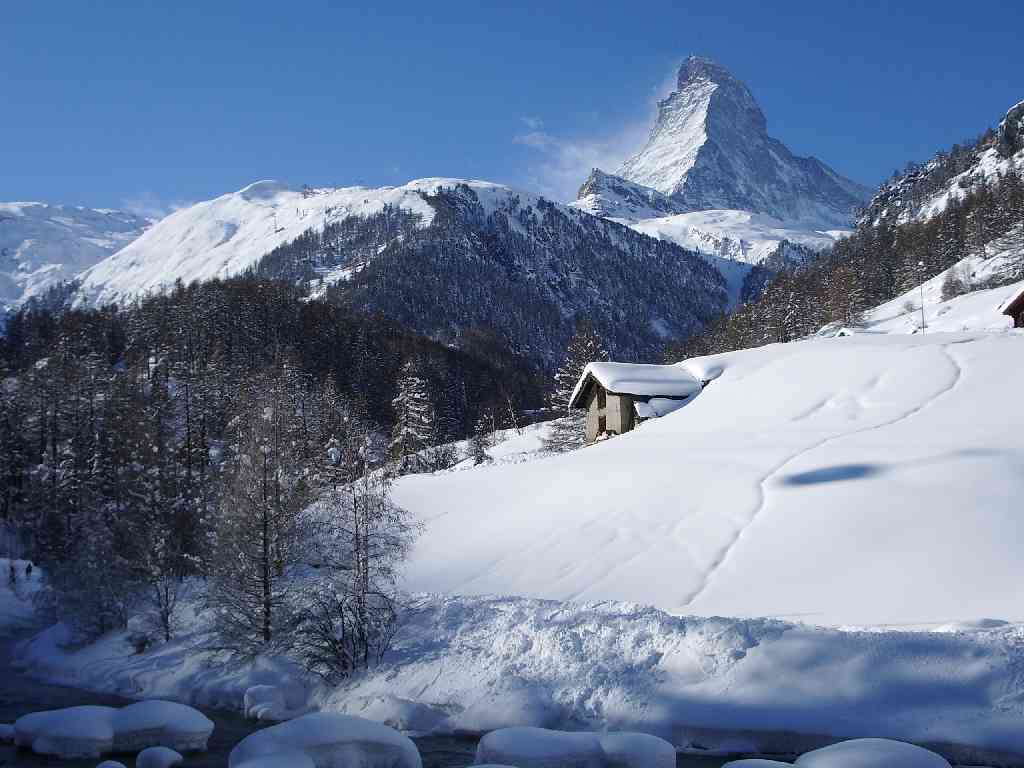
[[571, 57, 867, 271], [75, 178, 730, 366], [861, 99, 1024, 227], [0, 202, 150, 311]]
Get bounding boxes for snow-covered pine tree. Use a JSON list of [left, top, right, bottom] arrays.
[[543, 320, 607, 453], [466, 411, 495, 464], [389, 359, 434, 470]]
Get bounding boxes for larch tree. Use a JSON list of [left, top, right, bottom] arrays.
[[544, 320, 607, 453]]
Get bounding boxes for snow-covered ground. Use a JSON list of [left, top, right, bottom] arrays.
[[396, 331, 1024, 629]]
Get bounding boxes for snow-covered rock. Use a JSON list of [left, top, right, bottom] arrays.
[[795, 738, 950, 767], [111, 700, 213, 752], [722, 762, 791, 767], [244, 685, 288, 722], [14, 700, 212, 759], [228, 713, 421, 768], [0, 202, 149, 312], [599, 733, 676, 768], [15, 705, 116, 758], [136, 746, 184, 768], [475, 727, 605, 768], [96, 762, 128, 768]]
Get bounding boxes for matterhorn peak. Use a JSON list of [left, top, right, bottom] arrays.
[[608, 56, 868, 227]]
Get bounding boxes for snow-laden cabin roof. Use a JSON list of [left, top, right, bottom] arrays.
[[1001, 283, 1024, 315], [569, 362, 702, 408]]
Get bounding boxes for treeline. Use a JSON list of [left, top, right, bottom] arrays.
[[672, 169, 1024, 358], [0, 276, 543, 669]]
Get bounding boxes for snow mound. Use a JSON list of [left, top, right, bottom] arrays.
[[475, 727, 605, 768], [96, 762, 128, 768], [14, 700, 211, 759], [112, 700, 213, 752], [228, 713, 421, 768], [599, 733, 676, 768], [795, 738, 950, 767], [722, 762, 791, 767], [136, 745, 184, 768]]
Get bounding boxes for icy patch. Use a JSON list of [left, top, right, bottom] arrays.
[[795, 738, 950, 767], [475, 727, 605, 768], [13, 700, 211, 759], [136, 745, 184, 768], [228, 712, 421, 768]]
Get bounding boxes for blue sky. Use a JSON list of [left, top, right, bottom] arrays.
[[3, 0, 1021, 213]]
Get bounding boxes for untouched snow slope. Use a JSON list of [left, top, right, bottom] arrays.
[[74, 178, 516, 307], [396, 332, 1024, 628], [0, 202, 149, 311], [629, 209, 845, 266]]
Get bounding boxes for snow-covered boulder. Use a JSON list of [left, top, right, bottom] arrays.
[[112, 700, 213, 752], [15, 705, 116, 758], [228, 712, 421, 768], [14, 700, 212, 759], [795, 738, 950, 767], [136, 745, 184, 768], [244, 685, 288, 721], [475, 727, 605, 768], [96, 762, 128, 768], [723, 761, 792, 767], [599, 733, 675, 768]]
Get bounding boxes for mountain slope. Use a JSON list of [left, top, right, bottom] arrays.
[[76, 179, 730, 366], [0, 202, 149, 311], [616, 56, 869, 227], [395, 331, 1024, 628], [861, 99, 1024, 226]]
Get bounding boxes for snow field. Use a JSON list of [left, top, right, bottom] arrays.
[[397, 332, 1024, 628], [228, 712, 421, 768]]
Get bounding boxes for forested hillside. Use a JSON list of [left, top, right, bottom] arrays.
[[251, 183, 729, 368], [0, 277, 542, 647], [672, 102, 1024, 358]]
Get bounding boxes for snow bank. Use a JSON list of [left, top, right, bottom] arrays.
[[228, 713, 421, 768], [397, 332, 1024, 628], [244, 685, 288, 722], [13, 700, 211, 759], [794, 738, 950, 767], [475, 727, 605, 768], [136, 745, 184, 768], [320, 595, 1024, 762]]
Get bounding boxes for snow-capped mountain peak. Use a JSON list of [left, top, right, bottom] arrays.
[[612, 55, 869, 228]]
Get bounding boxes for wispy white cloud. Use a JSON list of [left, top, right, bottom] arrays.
[[512, 61, 681, 202], [121, 191, 193, 221]]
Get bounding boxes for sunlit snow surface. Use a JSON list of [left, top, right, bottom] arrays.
[[397, 330, 1024, 628]]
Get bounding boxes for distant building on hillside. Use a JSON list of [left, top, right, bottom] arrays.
[[1002, 286, 1024, 328], [569, 362, 704, 444]]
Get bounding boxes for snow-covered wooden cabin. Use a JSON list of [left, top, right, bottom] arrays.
[[569, 362, 703, 444], [1002, 285, 1024, 328]]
